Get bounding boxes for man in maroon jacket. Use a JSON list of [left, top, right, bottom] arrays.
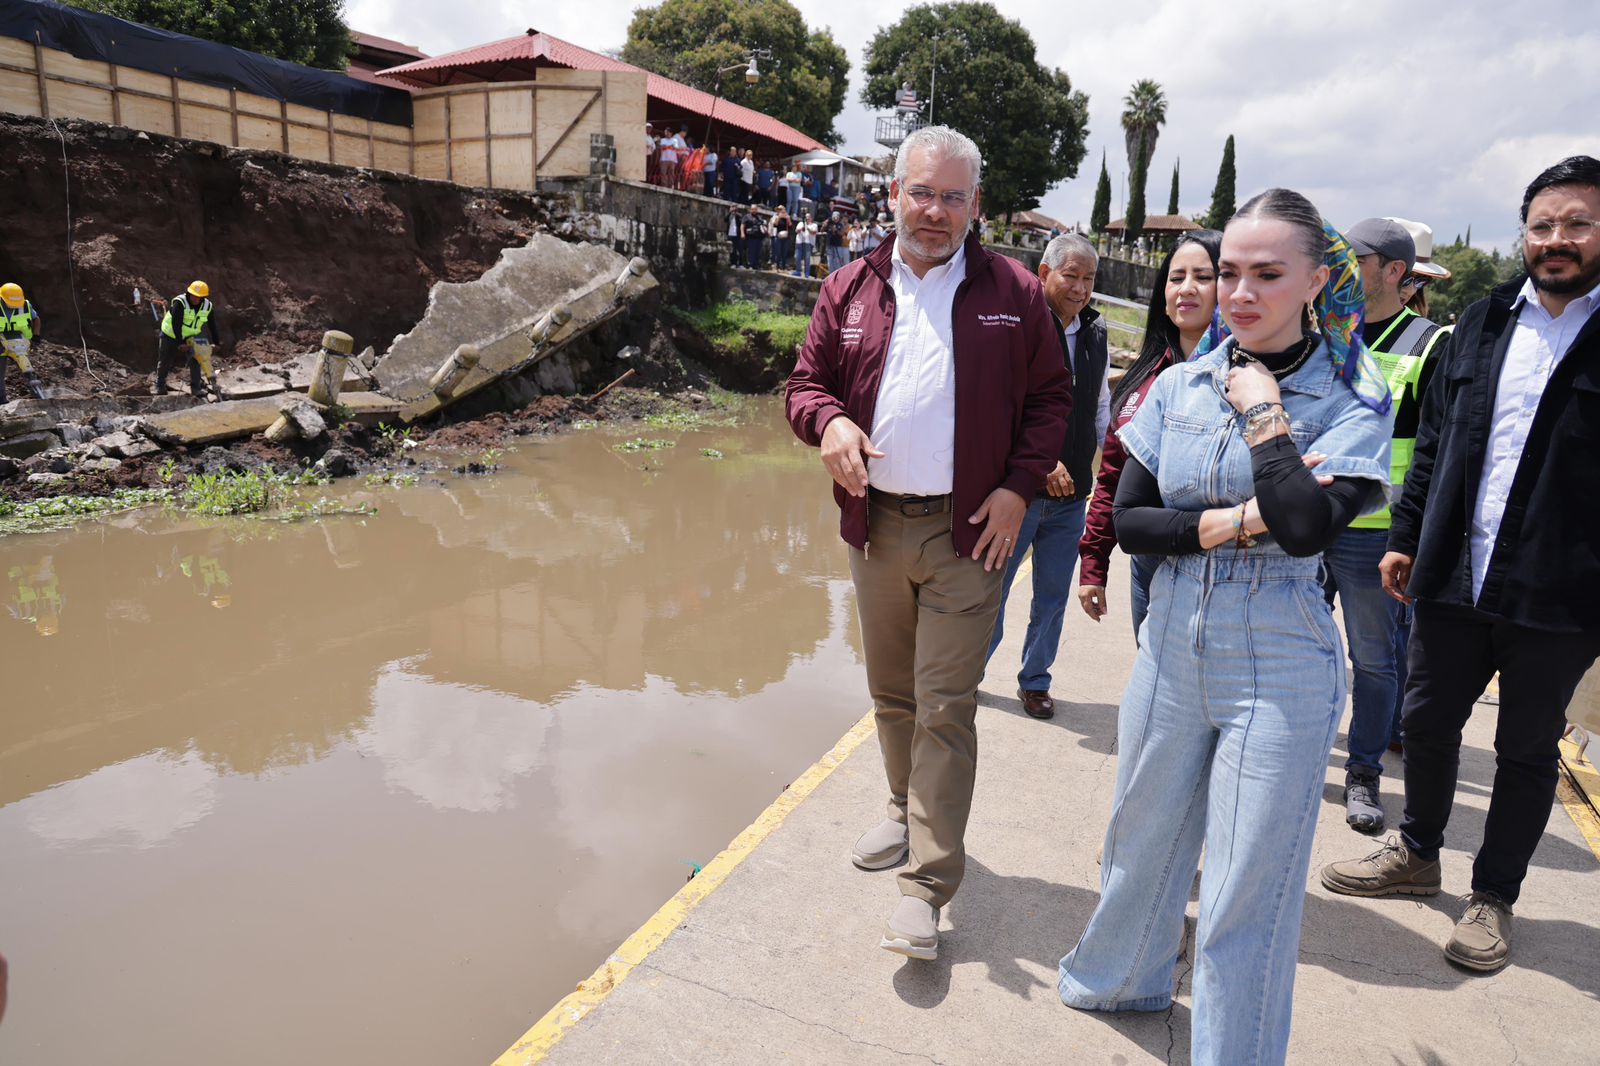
[[786, 125, 1071, 961]]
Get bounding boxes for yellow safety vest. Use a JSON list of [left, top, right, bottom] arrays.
[[0, 300, 35, 340], [161, 295, 212, 340], [1350, 310, 1449, 529]]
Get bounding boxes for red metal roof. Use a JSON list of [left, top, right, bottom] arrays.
[[377, 29, 827, 154], [350, 30, 427, 60]]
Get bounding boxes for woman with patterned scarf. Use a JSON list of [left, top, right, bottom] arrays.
[[1057, 188, 1395, 1066]]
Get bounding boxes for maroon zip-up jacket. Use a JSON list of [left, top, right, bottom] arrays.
[[786, 232, 1072, 558]]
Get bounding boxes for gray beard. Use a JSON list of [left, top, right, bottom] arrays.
[[897, 226, 964, 263]]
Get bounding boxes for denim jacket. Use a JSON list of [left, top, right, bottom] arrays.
[[1118, 338, 1394, 571]]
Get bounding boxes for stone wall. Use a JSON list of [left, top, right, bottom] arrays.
[[984, 243, 1159, 303], [541, 176, 729, 308], [716, 267, 822, 316]]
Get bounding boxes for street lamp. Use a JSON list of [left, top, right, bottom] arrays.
[[704, 49, 772, 156]]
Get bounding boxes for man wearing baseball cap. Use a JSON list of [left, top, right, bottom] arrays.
[[1322, 217, 1450, 833]]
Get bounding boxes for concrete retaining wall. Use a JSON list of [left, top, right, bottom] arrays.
[[716, 267, 821, 316], [985, 243, 1159, 303], [541, 177, 727, 308]]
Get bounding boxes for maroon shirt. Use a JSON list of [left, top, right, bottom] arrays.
[[786, 233, 1072, 558], [1077, 348, 1174, 586]]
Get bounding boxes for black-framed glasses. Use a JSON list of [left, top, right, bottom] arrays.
[[1403, 276, 1431, 291]]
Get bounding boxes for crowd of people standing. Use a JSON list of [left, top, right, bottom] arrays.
[[787, 121, 1600, 1066]]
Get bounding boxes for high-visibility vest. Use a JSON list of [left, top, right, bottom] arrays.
[[0, 300, 34, 340], [1350, 309, 1449, 530], [161, 295, 212, 340]]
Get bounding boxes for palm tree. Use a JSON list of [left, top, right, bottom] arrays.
[[1121, 79, 1167, 181]]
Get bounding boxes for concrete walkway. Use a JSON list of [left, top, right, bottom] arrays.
[[510, 554, 1600, 1066]]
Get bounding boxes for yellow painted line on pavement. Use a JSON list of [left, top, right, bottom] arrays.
[[493, 709, 879, 1066], [1558, 738, 1600, 863]]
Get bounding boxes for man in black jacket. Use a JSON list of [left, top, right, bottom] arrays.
[[985, 232, 1108, 720], [1322, 156, 1600, 973]]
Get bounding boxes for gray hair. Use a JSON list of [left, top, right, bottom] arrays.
[[894, 125, 982, 188], [1042, 232, 1098, 270]]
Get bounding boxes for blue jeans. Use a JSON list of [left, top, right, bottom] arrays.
[[1060, 552, 1345, 1066], [771, 237, 791, 272], [1128, 553, 1160, 644], [987, 495, 1086, 692], [1322, 527, 1403, 774], [795, 244, 813, 276], [786, 185, 801, 215]]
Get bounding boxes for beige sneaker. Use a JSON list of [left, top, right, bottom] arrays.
[[1444, 892, 1512, 972], [880, 895, 939, 960], [852, 818, 908, 870], [1320, 836, 1442, 897]]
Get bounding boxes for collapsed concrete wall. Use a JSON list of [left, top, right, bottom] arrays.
[[0, 113, 569, 371]]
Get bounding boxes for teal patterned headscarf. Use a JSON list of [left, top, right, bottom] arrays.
[[1195, 220, 1393, 414]]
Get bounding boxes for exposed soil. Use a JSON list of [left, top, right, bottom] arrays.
[[1, 113, 566, 374]]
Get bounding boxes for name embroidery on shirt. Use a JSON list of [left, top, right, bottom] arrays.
[[977, 313, 1021, 327]]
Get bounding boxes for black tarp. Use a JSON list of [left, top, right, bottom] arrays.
[[1, 0, 412, 126]]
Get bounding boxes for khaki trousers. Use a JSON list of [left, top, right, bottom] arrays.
[[848, 496, 1005, 907]]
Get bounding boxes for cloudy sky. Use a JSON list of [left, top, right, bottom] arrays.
[[347, 0, 1596, 253]]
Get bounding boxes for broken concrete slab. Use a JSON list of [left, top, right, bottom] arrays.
[[79, 457, 123, 473], [88, 431, 163, 460], [141, 392, 403, 447], [0, 431, 61, 459], [217, 364, 291, 401], [0, 409, 54, 439], [284, 351, 371, 394], [373, 232, 639, 402]]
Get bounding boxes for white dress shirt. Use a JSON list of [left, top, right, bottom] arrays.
[[1470, 276, 1600, 599], [1062, 314, 1112, 445], [868, 240, 968, 494]]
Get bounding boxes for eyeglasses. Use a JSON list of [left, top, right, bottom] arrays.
[[1524, 217, 1596, 243], [1402, 276, 1430, 291], [904, 186, 971, 209]]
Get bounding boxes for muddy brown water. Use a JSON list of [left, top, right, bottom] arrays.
[[0, 399, 867, 1065]]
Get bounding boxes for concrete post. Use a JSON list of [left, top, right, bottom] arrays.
[[427, 343, 481, 399], [309, 330, 355, 406]]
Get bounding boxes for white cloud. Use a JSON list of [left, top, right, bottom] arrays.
[[346, 0, 1600, 252]]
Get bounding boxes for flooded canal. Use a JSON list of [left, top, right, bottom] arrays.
[[0, 399, 866, 1065]]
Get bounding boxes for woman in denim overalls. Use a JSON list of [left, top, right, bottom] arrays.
[[1058, 189, 1395, 1066]]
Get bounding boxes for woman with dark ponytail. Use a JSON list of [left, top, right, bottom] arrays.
[[1057, 189, 1394, 1066], [1077, 229, 1222, 639]]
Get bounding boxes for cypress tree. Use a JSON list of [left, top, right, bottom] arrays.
[[1090, 151, 1112, 235], [1204, 135, 1236, 229], [1126, 140, 1149, 243], [1167, 159, 1180, 216], [1465, 224, 1472, 247]]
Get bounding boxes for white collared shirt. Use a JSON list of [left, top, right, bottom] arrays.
[[1470, 276, 1600, 599], [868, 240, 968, 494], [1062, 313, 1112, 445]]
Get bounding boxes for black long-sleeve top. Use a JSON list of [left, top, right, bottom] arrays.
[[1112, 436, 1374, 558]]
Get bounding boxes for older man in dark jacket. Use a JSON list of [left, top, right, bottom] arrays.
[[1322, 156, 1600, 973], [787, 125, 1070, 962]]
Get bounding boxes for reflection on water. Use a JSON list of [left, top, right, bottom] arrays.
[[0, 400, 865, 1066]]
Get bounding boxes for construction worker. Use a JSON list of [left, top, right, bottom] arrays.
[[1323, 217, 1451, 833], [0, 282, 46, 402], [156, 280, 221, 397], [8, 556, 63, 637]]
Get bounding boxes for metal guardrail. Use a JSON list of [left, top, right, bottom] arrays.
[[1091, 291, 1146, 347]]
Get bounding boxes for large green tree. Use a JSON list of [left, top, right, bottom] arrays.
[[1090, 151, 1111, 235], [622, 0, 849, 145], [1429, 243, 1501, 322], [1121, 79, 1166, 181], [73, 0, 351, 69], [860, 2, 1089, 218], [1125, 140, 1149, 244], [1203, 134, 1236, 228], [1167, 159, 1180, 216]]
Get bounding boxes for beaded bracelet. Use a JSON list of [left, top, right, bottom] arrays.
[[1232, 502, 1257, 548], [1244, 408, 1292, 445]]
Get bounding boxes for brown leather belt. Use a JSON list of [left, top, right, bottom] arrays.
[[869, 488, 952, 517]]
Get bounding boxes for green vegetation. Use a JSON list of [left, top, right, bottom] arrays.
[[1203, 135, 1236, 229], [73, 0, 352, 69], [613, 438, 678, 453], [1125, 139, 1149, 244], [623, 0, 849, 144], [676, 299, 809, 359], [1090, 151, 1112, 236], [1121, 79, 1167, 188], [861, 3, 1089, 218], [1167, 160, 1180, 216], [700, 448, 725, 459], [365, 471, 421, 488], [0, 488, 170, 535]]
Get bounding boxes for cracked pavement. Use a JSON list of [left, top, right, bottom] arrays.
[[536, 554, 1600, 1065]]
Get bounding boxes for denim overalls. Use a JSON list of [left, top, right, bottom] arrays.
[[1058, 339, 1392, 1066]]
